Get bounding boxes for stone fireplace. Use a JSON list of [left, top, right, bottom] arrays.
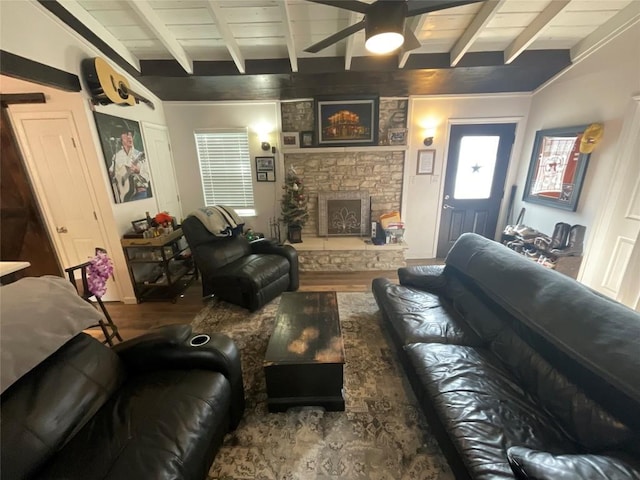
[[283, 151, 404, 237]]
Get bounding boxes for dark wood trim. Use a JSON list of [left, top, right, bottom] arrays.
[[140, 50, 570, 77], [36, 0, 139, 79], [0, 93, 46, 108], [0, 50, 81, 92]]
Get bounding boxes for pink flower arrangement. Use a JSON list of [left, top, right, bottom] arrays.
[[87, 250, 114, 298]]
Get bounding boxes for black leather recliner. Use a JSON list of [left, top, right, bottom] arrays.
[[182, 216, 299, 311], [1, 324, 245, 480]]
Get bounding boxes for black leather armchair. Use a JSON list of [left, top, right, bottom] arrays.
[[1, 324, 245, 480], [182, 216, 299, 311]]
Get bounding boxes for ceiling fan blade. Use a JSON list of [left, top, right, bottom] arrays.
[[402, 25, 421, 51], [305, 0, 370, 14], [304, 20, 366, 53], [406, 0, 485, 17]]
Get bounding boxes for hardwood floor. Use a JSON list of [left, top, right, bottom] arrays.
[[96, 260, 441, 342]]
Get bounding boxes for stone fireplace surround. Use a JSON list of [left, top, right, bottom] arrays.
[[280, 98, 409, 271], [284, 151, 404, 238], [283, 150, 406, 271]]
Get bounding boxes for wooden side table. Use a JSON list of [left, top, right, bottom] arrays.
[[121, 228, 197, 303]]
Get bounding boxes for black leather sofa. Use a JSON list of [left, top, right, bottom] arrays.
[[373, 233, 640, 480], [182, 216, 299, 311], [1, 325, 245, 480]]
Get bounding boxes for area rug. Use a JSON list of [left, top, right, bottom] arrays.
[[190, 293, 453, 480]]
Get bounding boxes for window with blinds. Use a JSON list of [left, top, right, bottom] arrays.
[[194, 129, 255, 216]]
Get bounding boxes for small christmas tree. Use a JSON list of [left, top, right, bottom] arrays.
[[280, 168, 309, 242]]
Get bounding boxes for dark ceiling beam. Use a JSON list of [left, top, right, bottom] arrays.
[[139, 50, 571, 101], [141, 50, 570, 78], [0, 50, 81, 92]]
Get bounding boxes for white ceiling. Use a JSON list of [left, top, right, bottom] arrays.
[[72, 0, 637, 72]]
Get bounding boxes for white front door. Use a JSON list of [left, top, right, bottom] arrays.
[[10, 111, 119, 300], [142, 123, 182, 220]]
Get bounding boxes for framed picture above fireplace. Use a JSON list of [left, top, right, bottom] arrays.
[[315, 96, 379, 147], [318, 190, 370, 237]]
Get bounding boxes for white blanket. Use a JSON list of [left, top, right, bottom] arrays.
[[0, 276, 105, 393], [189, 206, 244, 237]]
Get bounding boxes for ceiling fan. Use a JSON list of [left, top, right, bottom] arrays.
[[304, 0, 485, 55]]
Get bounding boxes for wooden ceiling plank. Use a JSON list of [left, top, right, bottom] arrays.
[[205, 1, 246, 74], [58, 0, 141, 72], [570, 1, 640, 62], [280, 1, 298, 72], [399, 15, 429, 69], [449, 0, 506, 67], [128, 0, 193, 74], [503, 0, 571, 64], [345, 11, 360, 71]]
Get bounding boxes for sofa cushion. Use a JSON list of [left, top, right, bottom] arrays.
[[405, 342, 576, 479], [35, 369, 232, 480], [1, 334, 125, 480], [372, 278, 482, 346], [507, 446, 640, 480], [491, 327, 636, 452]]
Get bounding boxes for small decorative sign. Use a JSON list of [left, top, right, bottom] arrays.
[[387, 128, 407, 145], [417, 149, 435, 175]]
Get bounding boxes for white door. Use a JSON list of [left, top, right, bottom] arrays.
[[580, 97, 640, 310], [10, 111, 119, 301], [142, 123, 182, 220]]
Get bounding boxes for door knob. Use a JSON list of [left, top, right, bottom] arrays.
[[56, 226, 68, 233], [443, 204, 454, 210]]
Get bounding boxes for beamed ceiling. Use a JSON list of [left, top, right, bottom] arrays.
[[38, 0, 640, 100]]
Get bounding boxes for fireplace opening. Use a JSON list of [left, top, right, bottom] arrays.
[[318, 190, 370, 237]]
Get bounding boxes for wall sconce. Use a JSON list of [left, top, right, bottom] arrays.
[[423, 126, 436, 146], [261, 141, 271, 151]]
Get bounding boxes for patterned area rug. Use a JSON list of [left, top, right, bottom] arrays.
[[190, 292, 453, 480]]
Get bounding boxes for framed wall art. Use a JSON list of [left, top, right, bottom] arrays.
[[255, 156, 275, 182], [314, 95, 379, 147], [94, 112, 152, 203], [523, 125, 592, 211], [300, 130, 314, 148], [281, 132, 299, 149]]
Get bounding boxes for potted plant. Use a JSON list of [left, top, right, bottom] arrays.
[[280, 169, 309, 243]]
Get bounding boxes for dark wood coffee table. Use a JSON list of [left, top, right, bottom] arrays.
[[264, 291, 345, 412]]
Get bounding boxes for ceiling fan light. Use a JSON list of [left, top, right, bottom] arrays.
[[365, 32, 404, 54]]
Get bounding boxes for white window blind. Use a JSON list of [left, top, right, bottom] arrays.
[[194, 129, 255, 216]]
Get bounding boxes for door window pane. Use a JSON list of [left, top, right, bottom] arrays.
[[453, 136, 500, 199]]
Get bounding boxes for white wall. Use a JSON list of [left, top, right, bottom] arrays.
[[0, 0, 174, 302], [0, 0, 171, 235], [164, 102, 280, 235], [405, 94, 532, 258], [511, 23, 640, 238]]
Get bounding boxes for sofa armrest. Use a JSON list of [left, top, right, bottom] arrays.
[[114, 326, 245, 429], [507, 447, 640, 480], [250, 239, 299, 291], [398, 265, 447, 293]]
